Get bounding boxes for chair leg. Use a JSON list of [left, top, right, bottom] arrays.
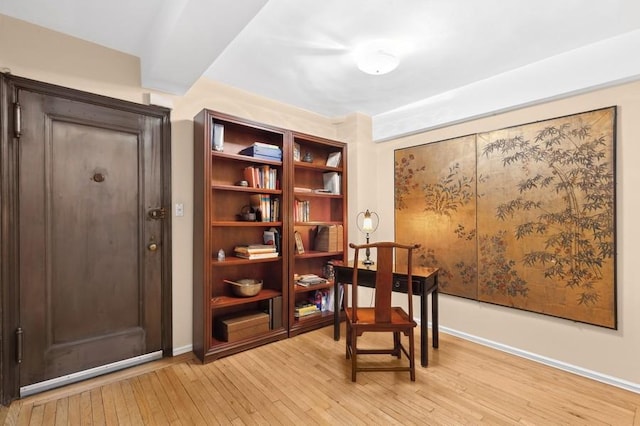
[[409, 328, 416, 381], [393, 332, 401, 358], [351, 332, 358, 382], [345, 321, 351, 359]]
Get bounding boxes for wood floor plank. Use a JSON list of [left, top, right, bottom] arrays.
[[66, 394, 80, 426], [53, 398, 69, 426], [102, 381, 126, 425], [129, 377, 155, 425], [40, 400, 57, 426], [26, 403, 43, 426], [171, 362, 220, 424], [4, 327, 639, 425], [147, 371, 183, 425], [118, 380, 145, 425], [78, 391, 92, 426], [157, 365, 207, 425], [98, 382, 118, 425]]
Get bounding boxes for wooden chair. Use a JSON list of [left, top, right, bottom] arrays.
[[345, 241, 420, 381]]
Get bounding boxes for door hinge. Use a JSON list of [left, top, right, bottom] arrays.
[[14, 102, 22, 139], [16, 327, 23, 364]]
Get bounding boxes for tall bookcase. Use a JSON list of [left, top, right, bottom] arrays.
[[288, 132, 347, 337], [193, 109, 347, 362], [193, 110, 289, 362]]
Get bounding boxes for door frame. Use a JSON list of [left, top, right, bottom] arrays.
[[0, 73, 173, 404]]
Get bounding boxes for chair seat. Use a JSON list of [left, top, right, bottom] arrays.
[[345, 307, 416, 329]]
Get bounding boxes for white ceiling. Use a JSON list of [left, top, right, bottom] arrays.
[[2, 0, 640, 139]]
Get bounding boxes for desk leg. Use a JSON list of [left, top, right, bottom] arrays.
[[433, 289, 439, 349], [421, 291, 428, 367], [333, 281, 340, 341]]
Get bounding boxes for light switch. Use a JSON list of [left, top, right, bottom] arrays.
[[175, 203, 184, 217]]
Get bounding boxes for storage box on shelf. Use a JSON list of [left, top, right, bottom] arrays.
[[289, 132, 347, 337], [193, 110, 289, 363]]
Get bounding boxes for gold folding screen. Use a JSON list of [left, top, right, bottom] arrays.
[[395, 107, 616, 328]]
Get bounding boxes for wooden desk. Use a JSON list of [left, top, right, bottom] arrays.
[[332, 262, 439, 367]]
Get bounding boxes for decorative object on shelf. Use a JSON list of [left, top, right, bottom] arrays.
[[224, 279, 263, 297], [238, 205, 257, 222], [326, 151, 342, 167], [322, 172, 341, 194], [212, 123, 224, 152], [217, 248, 225, 262], [293, 142, 301, 162], [302, 152, 313, 163], [356, 209, 379, 265], [294, 231, 305, 254]]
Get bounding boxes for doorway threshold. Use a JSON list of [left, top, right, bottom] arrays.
[[20, 350, 163, 398]]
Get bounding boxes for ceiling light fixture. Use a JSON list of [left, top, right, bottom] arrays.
[[355, 40, 400, 76]]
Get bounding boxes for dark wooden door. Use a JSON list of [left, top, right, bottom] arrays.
[[10, 80, 170, 393]]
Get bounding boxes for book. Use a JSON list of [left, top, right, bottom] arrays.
[[234, 244, 276, 254], [326, 151, 341, 167], [253, 141, 281, 151], [235, 252, 279, 260]]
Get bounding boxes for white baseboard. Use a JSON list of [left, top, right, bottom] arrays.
[[173, 344, 193, 357], [428, 322, 640, 395]]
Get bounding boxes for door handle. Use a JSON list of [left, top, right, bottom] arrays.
[[148, 242, 159, 251]]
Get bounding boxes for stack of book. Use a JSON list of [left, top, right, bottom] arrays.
[[239, 142, 282, 161], [296, 274, 328, 287], [294, 302, 320, 318], [234, 244, 278, 260]]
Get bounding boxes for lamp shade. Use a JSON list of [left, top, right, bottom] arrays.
[[362, 214, 374, 232]]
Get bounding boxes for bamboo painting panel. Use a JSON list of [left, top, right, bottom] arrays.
[[394, 135, 478, 299], [394, 107, 616, 328], [476, 107, 616, 327]]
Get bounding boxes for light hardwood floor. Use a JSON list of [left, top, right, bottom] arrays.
[[2, 325, 639, 425]]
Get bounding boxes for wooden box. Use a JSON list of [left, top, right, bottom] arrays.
[[315, 224, 343, 252], [216, 311, 270, 342]]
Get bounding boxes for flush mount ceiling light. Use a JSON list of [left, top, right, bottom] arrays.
[[355, 40, 400, 75]]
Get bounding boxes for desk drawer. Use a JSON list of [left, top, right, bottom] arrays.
[[393, 276, 423, 293]]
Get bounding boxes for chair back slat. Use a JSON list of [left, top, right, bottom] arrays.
[[374, 245, 394, 323], [348, 241, 420, 325]]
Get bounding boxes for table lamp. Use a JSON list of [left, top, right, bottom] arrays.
[[356, 209, 379, 265]]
